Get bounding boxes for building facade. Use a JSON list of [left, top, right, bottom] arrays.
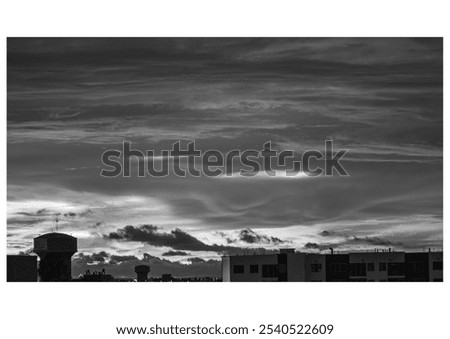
[[222, 250, 443, 282]]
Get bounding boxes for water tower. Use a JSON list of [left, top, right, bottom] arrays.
[[33, 233, 77, 281], [135, 265, 150, 282]]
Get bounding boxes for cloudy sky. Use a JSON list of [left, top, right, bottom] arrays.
[[7, 38, 442, 278]]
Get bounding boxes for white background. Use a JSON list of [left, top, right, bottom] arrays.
[[1, 1, 448, 338]]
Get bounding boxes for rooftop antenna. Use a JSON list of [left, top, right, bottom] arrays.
[[54, 213, 59, 232]]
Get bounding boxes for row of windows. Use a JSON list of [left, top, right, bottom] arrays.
[[233, 264, 279, 278], [306, 262, 386, 273], [329, 263, 347, 273], [233, 261, 443, 276], [348, 262, 386, 272], [311, 263, 322, 272], [338, 261, 443, 275], [233, 264, 260, 274], [349, 262, 403, 276]]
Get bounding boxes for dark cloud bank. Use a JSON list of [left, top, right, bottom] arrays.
[[106, 224, 283, 255]]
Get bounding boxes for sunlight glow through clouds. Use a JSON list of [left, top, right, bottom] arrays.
[[216, 170, 310, 179]]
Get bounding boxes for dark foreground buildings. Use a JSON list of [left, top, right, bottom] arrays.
[[222, 249, 443, 282], [77, 269, 114, 282], [7, 255, 38, 282], [7, 232, 443, 283], [7, 232, 78, 282]]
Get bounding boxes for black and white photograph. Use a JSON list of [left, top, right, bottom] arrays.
[[6, 38, 443, 283], [2, 2, 449, 339]]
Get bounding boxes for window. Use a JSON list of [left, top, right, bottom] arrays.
[[330, 263, 347, 273], [262, 264, 278, 278], [433, 261, 443, 270], [233, 265, 244, 274], [349, 263, 366, 276], [407, 261, 426, 273], [330, 263, 337, 272], [250, 264, 259, 273], [311, 263, 322, 272], [367, 263, 375, 271], [379, 263, 386, 271], [388, 262, 405, 276]]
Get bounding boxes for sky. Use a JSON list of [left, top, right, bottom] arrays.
[[7, 38, 443, 278]]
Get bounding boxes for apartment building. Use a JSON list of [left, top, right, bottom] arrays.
[[222, 249, 443, 282]]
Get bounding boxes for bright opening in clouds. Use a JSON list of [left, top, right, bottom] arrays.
[[216, 171, 310, 179]]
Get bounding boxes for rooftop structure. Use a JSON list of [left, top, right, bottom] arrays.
[[135, 265, 150, 282], [33, 232, 77, 282]]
